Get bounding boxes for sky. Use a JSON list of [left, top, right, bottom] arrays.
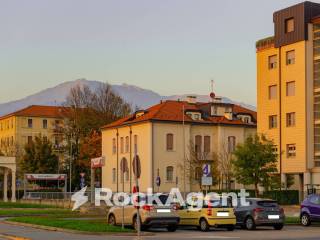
[[0, 0, 309, 106]]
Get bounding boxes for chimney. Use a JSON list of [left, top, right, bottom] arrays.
[[186, 95, 197, 104]]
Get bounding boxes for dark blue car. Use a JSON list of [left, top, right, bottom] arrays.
[[300, 194, 320, 226]]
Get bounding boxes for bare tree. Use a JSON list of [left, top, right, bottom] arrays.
[[178, 140, 218, 191], [217, 142, 234, 191]]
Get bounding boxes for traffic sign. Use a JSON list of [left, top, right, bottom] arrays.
[[201, 176, 213, 186], [156, 176, 161, 187], [132, 155, 141, 178], [202, 164, 211, 177]]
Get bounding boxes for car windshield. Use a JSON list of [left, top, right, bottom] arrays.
[[257, 201, 278, 207]]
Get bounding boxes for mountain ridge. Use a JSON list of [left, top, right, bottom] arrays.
[[0, 79, 256, 116]]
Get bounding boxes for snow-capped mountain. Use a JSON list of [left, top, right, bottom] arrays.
[[0, 79, 255, 116]]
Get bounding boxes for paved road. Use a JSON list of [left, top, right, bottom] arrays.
[[1, 222, 320, 240]]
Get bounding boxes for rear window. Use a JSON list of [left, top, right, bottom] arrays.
[[203, 198, 233, 208], [257, 201, 278, 207]]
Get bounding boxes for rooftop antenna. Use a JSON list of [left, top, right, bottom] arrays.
[[210, 79, 216, 103]]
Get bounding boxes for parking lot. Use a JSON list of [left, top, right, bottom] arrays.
[[1, 222, 320, 240]]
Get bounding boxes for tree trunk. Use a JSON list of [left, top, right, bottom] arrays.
[[254, 182, 259, 197]]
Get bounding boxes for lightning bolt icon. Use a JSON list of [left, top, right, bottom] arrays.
[[71, 186, 88, 211]]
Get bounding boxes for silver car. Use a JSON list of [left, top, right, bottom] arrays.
[[107, 194, 180, 231]]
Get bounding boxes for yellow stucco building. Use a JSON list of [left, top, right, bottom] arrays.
[[257, 1, 320, 194], [101, 99, 256, 193], [0, 105, 66, 157]]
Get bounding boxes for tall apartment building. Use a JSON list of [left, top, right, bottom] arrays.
[[0, 105, 67, 158], [257, 1, 320, 194], [101, 99, 256, 193]]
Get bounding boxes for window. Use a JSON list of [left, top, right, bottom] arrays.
[[272, 145, 278, 153], [125, 171, 129, 182], [285, 18, 294, 33], [287, 144, 296, 158], [10, 136, 13, 146], [27, 119, 33, 128], [310, 195, 320, 205], [227, 136, 236, 153], [166, 166, 174, 182], [286, 50, 295, 65], [195, 167, 202, 181], [43, 136, 48, 142], [195, 135, 202, 152], [125, 136, 129, 153], [43, 119, 48, 129], [120, 137, 124, 154], [112, 138, 116, 154], [112, 168, 116, 183], [134, 135, 138, 154], [268, 55, 277, 69], [204, 136, 211, 153], [269, 85, 277, 100], [286, 112, 296, 127], [286, 81, 295, 96], [269, 115, 278, 129], [27, 136, 32, 145], [166, 133, 174, 151]]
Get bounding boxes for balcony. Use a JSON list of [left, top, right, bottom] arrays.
[[195, 152, 215, 161]]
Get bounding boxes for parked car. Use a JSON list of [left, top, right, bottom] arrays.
[[234, 198, 285, 230], [300, 194, 320, 226], [107, 194, 180, 231], [176, 196, 236, 232]]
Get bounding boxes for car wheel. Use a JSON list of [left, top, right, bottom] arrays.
[[108, 214, 116, 226], [301, 213, 311, 226], [273, 224, 284, 230], [227, 225, 235, 231], [199, 218, 210, 232], [245, 216, 256, 230], [167, 225, 177, 232]]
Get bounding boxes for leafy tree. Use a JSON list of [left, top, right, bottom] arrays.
[[20, 136, 58, 174], [232, 134, 278, 197]]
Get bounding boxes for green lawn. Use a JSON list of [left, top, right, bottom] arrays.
[[285, 217, 300, 224], [8, 216, 133, 233], [0, 201, 57, 209], [0, 208, 73, 216]]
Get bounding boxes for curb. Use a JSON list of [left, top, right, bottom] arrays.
[[2, 221, 154, 236]]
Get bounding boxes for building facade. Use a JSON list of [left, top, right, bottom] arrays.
[[0, 105, 66, 158], [101, 99, 256, 193], [257, 1, 320, 194]]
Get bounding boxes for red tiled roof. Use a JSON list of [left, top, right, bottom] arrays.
[[232, 104, 257, 121], [0, 105, 69, 120], [102, 100, 256, 129]]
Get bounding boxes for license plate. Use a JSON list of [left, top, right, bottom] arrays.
[[217, 212, 229, 217], [268, 215, 280, 219], [157, 209, 171, 213]]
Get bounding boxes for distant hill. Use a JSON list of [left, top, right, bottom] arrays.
[[0, 78, 255, 116]]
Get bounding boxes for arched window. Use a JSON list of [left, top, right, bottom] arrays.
[[228, 136, 236, 153], [204, 136, 211, 153], [166, 166, 174, 182], [195, 135, 202, 152], [112, 138, 116, 154], [134, 135, 138, 154], [112, 168, 116, 183], [166, 133, 174, 151], [125, 136, 129, 153]]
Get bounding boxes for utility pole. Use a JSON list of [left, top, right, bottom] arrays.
[[182, 104, 186, 199]]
